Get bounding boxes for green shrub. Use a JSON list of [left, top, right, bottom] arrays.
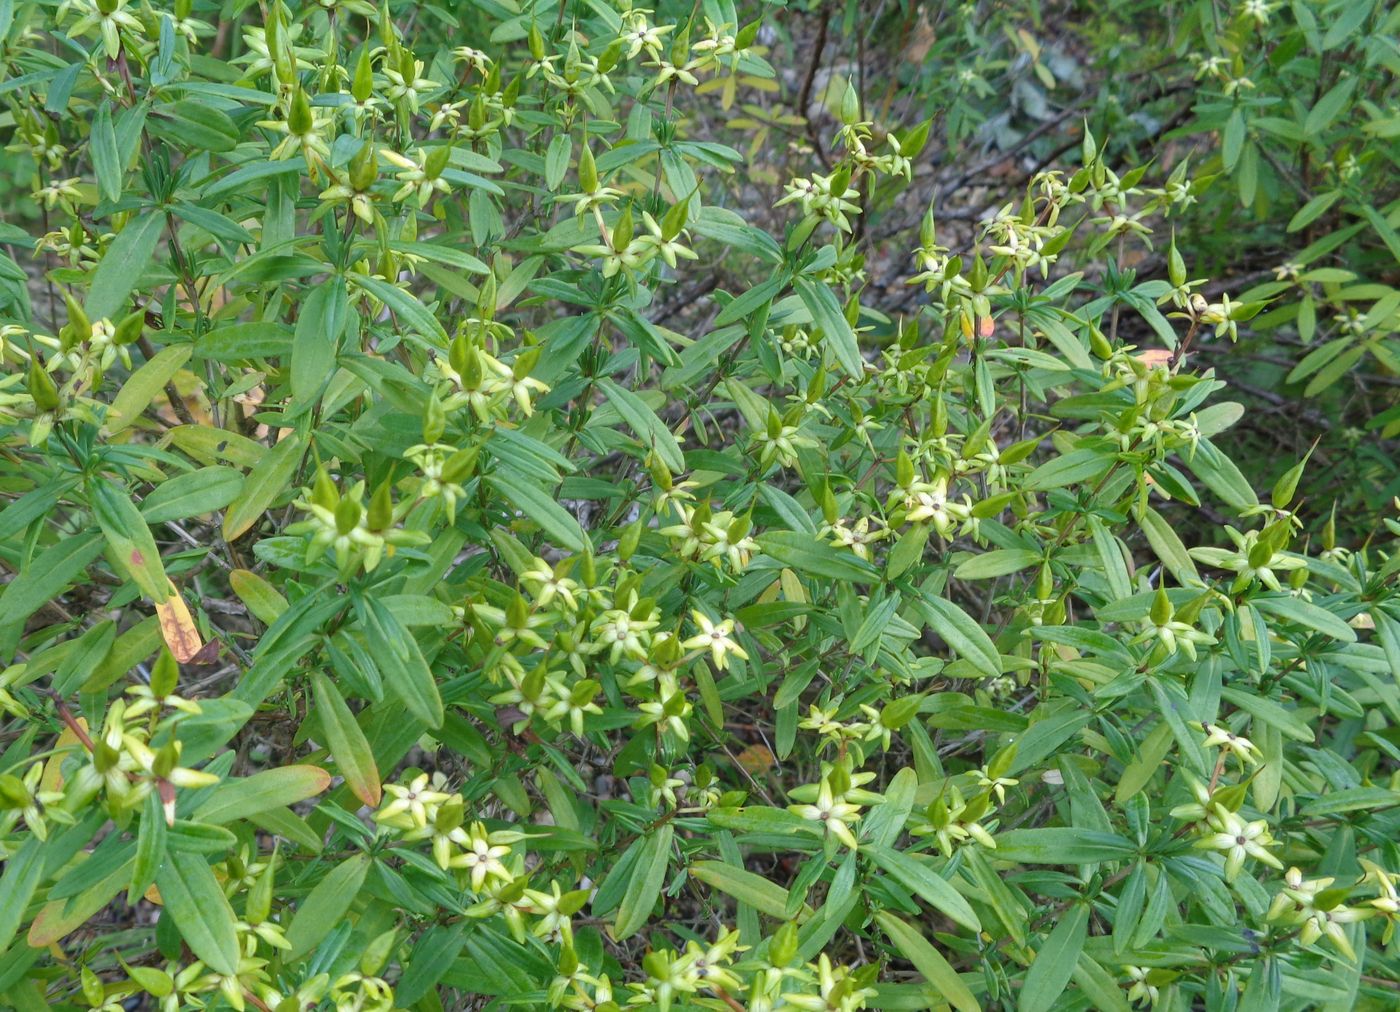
[[0, 2, 1398, 1011]]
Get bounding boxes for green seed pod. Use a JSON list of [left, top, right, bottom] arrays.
[[64, 291, 92, 343], [352, 46, 375, 103], [81, 966, 104, 1006], [334, 496, 361, 535], [0, 773, 30, 808], [114, 309, 145, 346], [617, 517, 643, 562], [1150, 586, 1174, 626], [1213, 781, 1248, 813], [312, 466, 339, 510], [28, 359, 60, 412], [578, 143, 598, 194], [150, 647, 179, 699], [152, 742, 179, 779], [435, 795, 465, 831], [288, 88, 314, 137], [895, 449, 915, 489], [349, 141, 377, 192], [839, 79, 860, 126], [478, 270, 499, 321], [1089, 324, 1114, 360], [441, 446, 479, 484], [1167, 232, 1186, 290], [1247, 538, 1275, 571], [423, 395, 446, 444], [611, 205, 635, 251], [424, 144, 452, 180], [527, 23, 545, 62], [367, 480, 393, 531], [769, 922, 799, 967]]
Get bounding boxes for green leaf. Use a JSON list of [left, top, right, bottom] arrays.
[[756, 530, 879, 582], [794, 276, 863, 378], [171, 204, 255, 244], [913, 593, 1001, 678], [85, 212, 164, 321], [0, 837, 44, 954], [91, 101, 122, 202], [0, 531, 103, 634], [690, 861, 795, 919], [352, 274, 449, 345], [1138, 506, 1199, 585], [1019, 903, 1089, 1012], [1288, 191, 1342, 232], [613, 823, 673, 940], [1251, 594, 1356, 643], [193, 766, 332, 824], [597, 377, 685, 473], [992, 829, 1135, 864], [875, 911, 981, 1012], [90, 476, 169, 601], [953, 549, 1042, 580], [155, 851, 241, 975], [1024, 448, 1113, 491], [291, 279, 348, 410], [1223, 110, 1245, 171], [544, 132, 572, 190], [147, 100, 240, 152], [866, 845, 981, 933], [311, 670, 381, 807], [862, 767, 918, 848], [106, 344, 192, 434], [714, 274, 784, 326], [223, 433, 303, 541], [396, 923, 468, 1005], [141, 467, 245, 524], [128, 790, 167, 905], [707, 807, 820, 836], [487, 470, 587, 553], [1304, 78, 1357, 137], [1219, 686, 1314, 743], [285, 853, 370, 959], [362, 596, 444, 728], [195, 322, 295, 361]]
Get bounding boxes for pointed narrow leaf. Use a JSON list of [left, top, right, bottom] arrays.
[[613, 823, 673, 940], [794, 277, 863, 378], [311, 670, 381, 807], [1019, 904, 1089, 1012], [285, 853, 370, 959], [875, 911, 981, 1012], [866, 846, 981, 933], [155, 851, 241, 975]]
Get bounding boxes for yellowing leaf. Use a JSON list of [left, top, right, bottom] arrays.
[[156, 586, 203, 662]]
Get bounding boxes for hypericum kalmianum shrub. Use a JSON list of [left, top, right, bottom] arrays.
[[1, 1, 1399, 1010]]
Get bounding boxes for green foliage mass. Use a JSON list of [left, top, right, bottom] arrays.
[[0, 1, 1399, 1011]]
